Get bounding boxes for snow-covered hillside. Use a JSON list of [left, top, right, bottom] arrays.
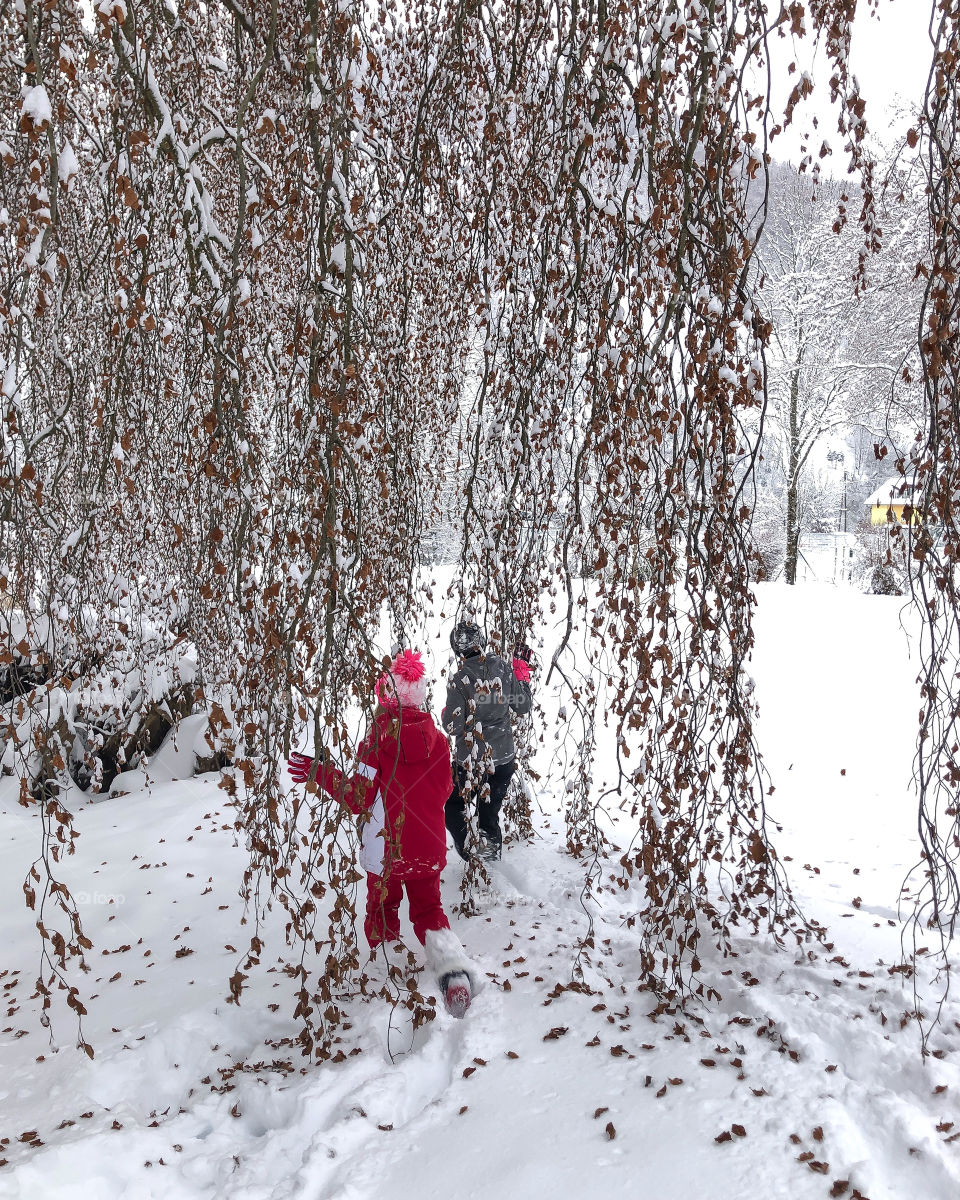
[[1, 584, 958, 1200]]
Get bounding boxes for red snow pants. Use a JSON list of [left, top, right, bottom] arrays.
[[364, 870, 449, 948]]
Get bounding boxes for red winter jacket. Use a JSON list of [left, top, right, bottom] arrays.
[[315, 706, 452, 880]]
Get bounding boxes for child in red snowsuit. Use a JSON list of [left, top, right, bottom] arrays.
[[288, 650, 474, 1008]]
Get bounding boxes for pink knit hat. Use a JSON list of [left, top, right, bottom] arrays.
[[375, 649, 428, 710]]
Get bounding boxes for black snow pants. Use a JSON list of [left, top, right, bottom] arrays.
[[445, 759, 516, 861]]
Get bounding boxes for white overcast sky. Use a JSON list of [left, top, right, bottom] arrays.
[[765, 0, 934, 169]]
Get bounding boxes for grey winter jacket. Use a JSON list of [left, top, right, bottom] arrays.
[[441, 652, 532, 767]]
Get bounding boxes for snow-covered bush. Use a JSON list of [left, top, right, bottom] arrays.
[[869, 562, 904, 596]]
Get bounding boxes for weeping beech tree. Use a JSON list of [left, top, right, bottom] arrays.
[[3, 0, 952, 1058], [901, 1, 960, 1041]]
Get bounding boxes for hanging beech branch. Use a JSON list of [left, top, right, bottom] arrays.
[[4, 0, 933, 1057]]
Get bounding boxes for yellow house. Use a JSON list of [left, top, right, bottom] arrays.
[[864, 477, 919, 526]]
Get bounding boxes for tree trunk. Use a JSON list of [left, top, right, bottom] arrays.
[[784, 363, 801, 585]]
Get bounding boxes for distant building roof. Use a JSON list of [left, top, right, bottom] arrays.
[[864, 477, 916, 509]]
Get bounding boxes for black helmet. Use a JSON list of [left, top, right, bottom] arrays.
[[450, 621, 486, 657]]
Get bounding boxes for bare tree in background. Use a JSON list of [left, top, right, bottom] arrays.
[[759, 166, 863, 583], [754, 157, 928, 586]]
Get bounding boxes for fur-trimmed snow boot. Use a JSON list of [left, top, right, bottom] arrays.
[[424, 926, 477, 1017]]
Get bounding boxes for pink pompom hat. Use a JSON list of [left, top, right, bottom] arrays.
[[375, 649, 428, 710]]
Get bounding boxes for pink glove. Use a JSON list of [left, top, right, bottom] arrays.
[[512, 642, 535, 682], [287, 752, 315, 783]]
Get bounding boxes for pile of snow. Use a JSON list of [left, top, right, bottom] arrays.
[[20, 86, 52, 129]]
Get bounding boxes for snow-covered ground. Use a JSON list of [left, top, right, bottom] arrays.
[[2, 583, 959, 1200]]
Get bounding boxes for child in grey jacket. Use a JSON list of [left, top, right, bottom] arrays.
[[441, 621, 533, 861]]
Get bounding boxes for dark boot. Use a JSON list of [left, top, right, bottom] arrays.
[[479, 835, 501, 862]]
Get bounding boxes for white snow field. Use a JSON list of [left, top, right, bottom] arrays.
[[2, 582, 959, 1200]]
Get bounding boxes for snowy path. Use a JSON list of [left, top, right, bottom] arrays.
[[2, 584, 960, 1199]]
